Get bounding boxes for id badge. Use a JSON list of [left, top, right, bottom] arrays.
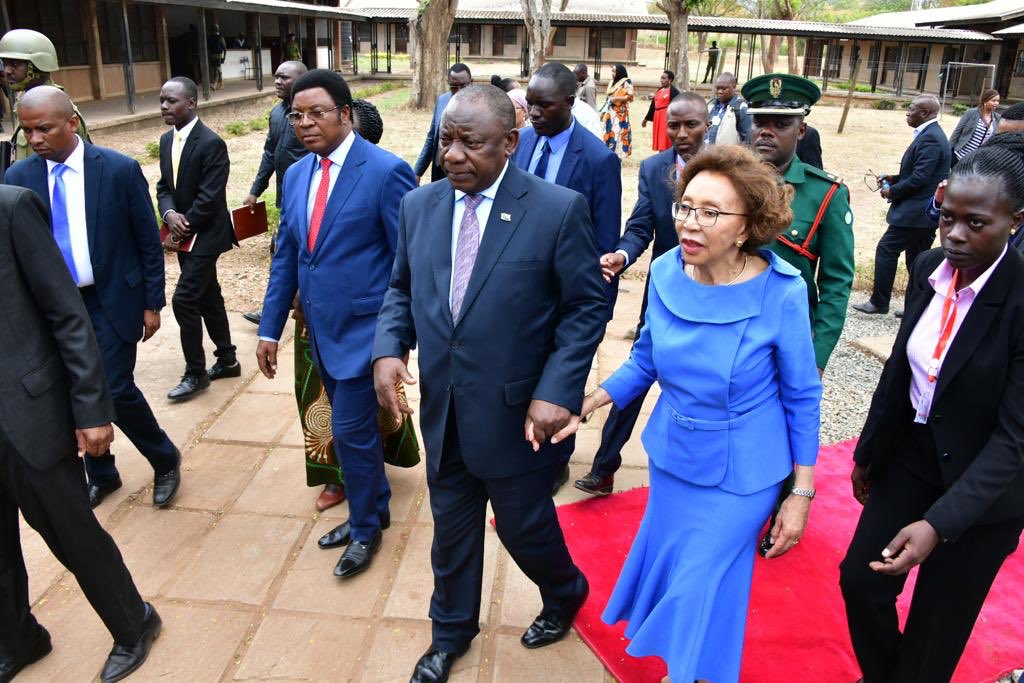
[[914, 385, 934, 424], [711, 115, 722, 127]]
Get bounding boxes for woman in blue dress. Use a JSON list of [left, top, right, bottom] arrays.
[[555, 145, 822, 682]]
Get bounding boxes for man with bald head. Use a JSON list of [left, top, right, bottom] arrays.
[[854, 94, 951, 315], [373, 84, 606, 682], [6, 86, 181, 510]]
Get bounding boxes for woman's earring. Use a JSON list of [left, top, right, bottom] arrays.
[[735, 238, 745, 248], [1012, 228, 1018, 236]]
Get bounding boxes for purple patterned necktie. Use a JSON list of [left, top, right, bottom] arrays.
[[450, 193, 483, 321]]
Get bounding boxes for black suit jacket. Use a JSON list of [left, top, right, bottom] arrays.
[[796, 125, 823, 170], [0, 186, 115, 469], [615, 148, 677, 269], [373, 163, 607, 479], [5, 143, 165, 343], [886, 122, 951, 229], [155, 118, 235, 256], [855, 247, 1024, 541]]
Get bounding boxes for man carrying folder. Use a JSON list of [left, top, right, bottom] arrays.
[[156, 77, 239, 401]]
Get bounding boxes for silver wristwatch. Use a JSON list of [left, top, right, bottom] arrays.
[[790, 486, 816, 499]]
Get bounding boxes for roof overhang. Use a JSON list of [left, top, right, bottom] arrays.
[[134, 0, 368, 21]]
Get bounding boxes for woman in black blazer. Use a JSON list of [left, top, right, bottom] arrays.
[[840, 144, 1024, 683]]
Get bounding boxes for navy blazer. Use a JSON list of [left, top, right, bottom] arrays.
[[372, 163, 607, 479], [512, 123, 621, 317], [616, 148, 677, 269], [5, 143, 166, 344], [855, 247, 1024, 542], [414, 91, 451, 178], [259, 133, 416, 380], [886, 122, 951, 229]]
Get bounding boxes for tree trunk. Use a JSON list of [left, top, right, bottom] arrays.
[[760, 34, 780, 73], [521, 0, 553, 72], [660, 1, 691, 86], [409, 0, 458, 109], [542, 0, 569, 57], [787, 35, 798, 73]]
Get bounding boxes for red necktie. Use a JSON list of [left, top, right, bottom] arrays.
[[307, 157, 332, 252]]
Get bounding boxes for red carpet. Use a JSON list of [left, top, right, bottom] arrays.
[[559, 439, 1024, 682]]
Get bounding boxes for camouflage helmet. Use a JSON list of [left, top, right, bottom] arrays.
[[0, 29, 60, 73]]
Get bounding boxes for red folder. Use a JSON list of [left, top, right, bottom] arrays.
[[232, 201, 269, 241], [159, 224, 196, 252]]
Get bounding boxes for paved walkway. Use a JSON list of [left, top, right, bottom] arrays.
[[17, 279, 662, 682]]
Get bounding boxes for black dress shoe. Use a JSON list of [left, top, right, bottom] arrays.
[[318, 510, 390, 549], [521, 577, 589, 649], [208, 360, 241, 381], [88, 478, 123, 509], [0, 626, 51, 683], [99, 602, 161, 683], [167, 373, 210, 401], [333, 529, 382, 578], [242, 310, 262, 325], [573, 472, 614, 496], [852, 301, 889, 315], [409, 644, 470, 683], [551, 464, 570, 496], [153, 464, 180, 508]]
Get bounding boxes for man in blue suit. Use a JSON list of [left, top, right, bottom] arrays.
[[373, 85, 606, 683], [256, 70, 416, 579], [854, 94, 951, 315], [7, 86, 181, 510], [512, 62, 621, 319], [512, 62, 622, 493], [414, 63, 472, 184], [575, 92, 709, 496]]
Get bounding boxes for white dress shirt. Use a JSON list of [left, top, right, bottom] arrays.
[[45, 135, 94, 287], [449, 161, 509, 305], [306, 130, 355, 225], [913, 117, 938, 138]]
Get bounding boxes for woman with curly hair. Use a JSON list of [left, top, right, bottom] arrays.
[[555, 145, 822, 682]]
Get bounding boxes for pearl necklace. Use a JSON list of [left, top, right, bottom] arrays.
[[688, 254, 749, 286]]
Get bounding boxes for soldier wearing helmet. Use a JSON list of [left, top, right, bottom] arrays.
[[0, 28, 90, 162]]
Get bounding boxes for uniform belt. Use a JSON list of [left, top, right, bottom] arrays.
[[667, 393, 780, 432]]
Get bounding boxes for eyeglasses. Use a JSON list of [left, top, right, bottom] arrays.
[[286, 105, 342, 125], [672, 202, 748, 228]]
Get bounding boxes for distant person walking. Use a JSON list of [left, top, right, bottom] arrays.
[[702, 40, 721, 84], [207, 24, 227, 90], [601, 63, 633, 159], [948, 88, 1000, 163], [573, 63, 597, 109], [642, 70, 679, 151]]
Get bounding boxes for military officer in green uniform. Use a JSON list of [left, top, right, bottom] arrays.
[[0, 28, 90, 163], [207, 24, 227, 91], [744, 73, 855, 373]]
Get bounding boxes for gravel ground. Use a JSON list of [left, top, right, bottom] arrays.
[[821, 291, 902, 444]]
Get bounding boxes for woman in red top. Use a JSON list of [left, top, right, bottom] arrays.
[[643, 70, 680, 152]]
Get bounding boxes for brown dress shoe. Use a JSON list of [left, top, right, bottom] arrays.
[[315, 484, 346, 512]]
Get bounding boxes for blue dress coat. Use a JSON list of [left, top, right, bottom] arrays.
[[600, 248, 822, 682]]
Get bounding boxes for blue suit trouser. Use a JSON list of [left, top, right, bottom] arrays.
[[427, 403, 586, 652], [318, 371, 391, 543], [589, 276, 652, 479], [80, 287, 178, 487]]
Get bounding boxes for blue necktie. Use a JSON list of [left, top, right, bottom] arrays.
[[533, 140, 551, 180], [50, 163, 79, 284]]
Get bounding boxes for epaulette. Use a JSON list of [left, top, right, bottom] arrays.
[[804, 164, 843, 186]]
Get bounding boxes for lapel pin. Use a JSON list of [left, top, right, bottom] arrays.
[[500, 212, 512, 222]]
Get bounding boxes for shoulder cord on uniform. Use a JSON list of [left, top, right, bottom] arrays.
[[775, 181, 841, 262]]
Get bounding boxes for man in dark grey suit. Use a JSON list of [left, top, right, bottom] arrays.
[[854, 95, 951, 315], [0, 186, 161, 682]]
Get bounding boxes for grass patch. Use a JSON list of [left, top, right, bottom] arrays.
[[143, 140, 160, 159], [249, 115, 268, 131], [352, 81, 406, 100], [951, 102, 968, 116], [874, 99, 896, 110], [224, 120, 249, 136]]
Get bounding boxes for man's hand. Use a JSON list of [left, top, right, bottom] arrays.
[[851, 463, 871, 505], [164, 211, 191, 240], [524, 399, 571, 452], [933, 179, 948, 207], [869, 520, 940, 575], [373, 357, 417, 422], [641, 119, 648, 128], [290, 298, 306, 329], [256, 340, 278, 379], [600, 252, 626, 283], [243, 194, 260, 212], [76, 424, 114, 458], [142, 310, 161, 342], [880, 186, 892, 200]]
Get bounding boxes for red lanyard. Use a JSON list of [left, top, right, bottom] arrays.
[[928, 269, 960, 383]]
